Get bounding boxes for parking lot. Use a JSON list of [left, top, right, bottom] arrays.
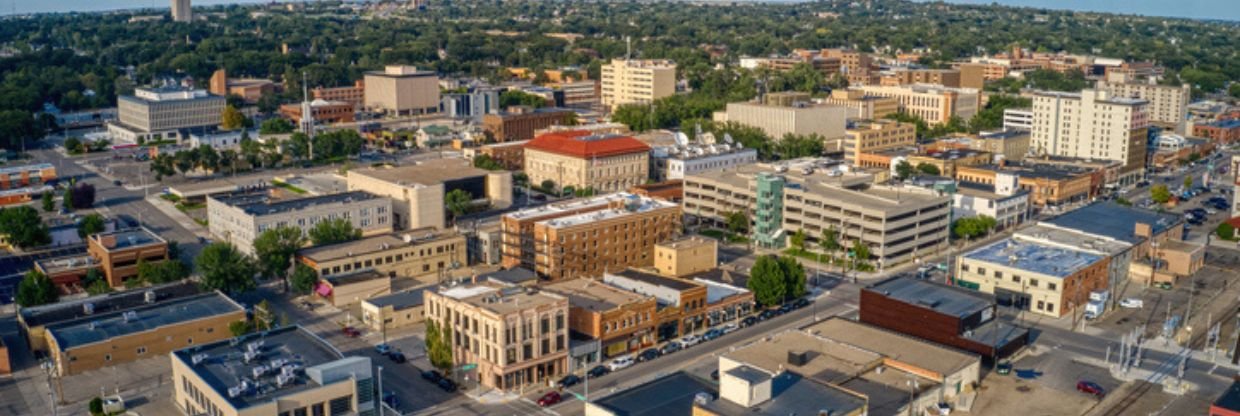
[[1093, 246, 1240, 341]]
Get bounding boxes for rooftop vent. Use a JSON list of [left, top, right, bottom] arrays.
[[144, 290, 157, 304], [694, 392, 714, 405], [788, 350, 811, 366], [122, 311, 138, 322], [83, 302, 95, 315]]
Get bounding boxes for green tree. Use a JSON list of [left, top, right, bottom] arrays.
[[425, 320, 454, 373], [916, 163, 941, 176], [254, 226, 306, 289], [86, 278, 112, 295], [196, 242, 258, 294], [63, 137, 82, 154], [229, 320, 254, 337], [851, 240, 872, 269], [778, 256, 807, 299], [539, 179, 556, 192], [953, 216, 997, 240], [61, 186, 74, 211], [498, 90, 548, 108], [221, 105, 246, 130], [16, 270, 58, 307], [1217, 223, 1236, 241], [137, 259, 190, 285], [726, 210, 749, 235], [472, 154, 504, 171], [790, 229, 807, 252], [819, 227, 840, 265], [77, 213, 106, 237], [444, 189, 473, 224], [895, 161, 915, 181], [1151, 184, 1172, 204], [291, 263, 320, 295], [1114, 197, 1132, 207], [0, 205, 51, 248], [41, 191, 54, 212], [748, 255, 788, 307], [259, 118, 295, 134], [309, 218, 361, 245], [89, 397, 104, 416], [1184, 176, 1194, 189]]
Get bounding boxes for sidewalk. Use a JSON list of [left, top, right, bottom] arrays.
[[144, 195, 209, 238]]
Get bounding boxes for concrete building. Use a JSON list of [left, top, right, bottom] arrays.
[[652, 236, 717, 277], [712, 101, 847, 146], [523, 130, 651, 193], [880, 68, 962, 88], [860, 277, 1029, 361], [482, 107, 575, 142], [843, 119, 917, 166], [19, 281, 201, 354], [171, 0, 192, 22], [296, 228, 467, 284], [1030, 89, 1150, 181], [423, 282, 569, 391], [279, 99, 355, 125], [600, 59, 677, 110], [0, 163, 57, 190], [47, 291, 245, 376], [1003, 108, 1034, 131], [501, 193, 681, 280], [855, 84, 981, 126], [952, 176, 1031, 230], [207, 191, 394, 255], [955, 238, 1110, 318], [109, 86, 225, 144], [683, 163, 951, 267], [544, 278, 658, 358], [650, 138, 757, 181], [360, 289, 427, 332], [1098, 75, 1190, 132], [87, 227, 171, 288], [345, 158, 512, 230], [441, 87, 500, 120], [171, 326, 379, 416], [821, 89, 900, 120], [363, 65, 440, 116]]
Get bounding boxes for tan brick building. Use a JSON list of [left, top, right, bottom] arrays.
[[87, 227, 170, 288], [346, 159, 512, 230], [955, 164, 1093, 207], [482, 107, 575, 142], [312, 80, 365, 108], [855, 84, 981, 125], [880, 68, 962, 88], [279, 100, 355, 125], [844, 120, 917, 166], [600, 59, 677, 110], [363, 65, 439, 116], [424, 282, 569, 391], [544, 278, 658, 358], [523, 130, 651, 194], [467, 140, 528, 170], [653, 236, 717, 277], [296, 229, 467, 284], [821, 89, 901, 120], [361, 289, 427, 332], [956, 238, 1111, 318]]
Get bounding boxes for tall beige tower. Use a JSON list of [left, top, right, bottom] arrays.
[[171, 0, 192, 22]]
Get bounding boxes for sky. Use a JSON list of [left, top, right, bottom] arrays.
[[923, 0, 1239, 22]]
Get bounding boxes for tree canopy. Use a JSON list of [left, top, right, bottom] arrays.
[[309, 218, 362, 245], [16, 270, 58, 307], [253, 226, 307, 286], [747, 255, 806, 307], [196, 242, 258, 294], [0, 205, 50, 248], [77, 213, 106, 237]]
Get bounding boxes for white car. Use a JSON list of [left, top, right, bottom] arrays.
[[1120, 298, 1144, 309], [681, 334, 701, 347], [720, 323, 739, 334], [608, 356, 635, 371]]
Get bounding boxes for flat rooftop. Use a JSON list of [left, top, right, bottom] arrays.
[[213, 191, 383, 216], [297, 229, 460, 263], [1016, 224, 1132, 255], [437, 283, 565, 315], [656, 236, 716, 251], [609, 269, 700, 291], [962, 320, 1030, 349], [539, 194, 678, 229], [963, 238, 1103, 279], [689, 164, 947, 213], [364, 288, 427, 311], [0, 163, 54, 175], [699, 372, 867, 416], [685, 268, 749, 289], [589, 372, 716, 416], [173, 326, 346, 409], [90, 227, 166, 251], [866, 277, 994, 318], [1041, 201, 1181, 244], [544, 279, 650, 312], [506, 192, 631, 221], [348, 158, 491, 186], [804, 318, 979, 378], [35, 254, 98, 275], [324, 269, 389, 287], [48, 292, 243, 350], [725, 330, 882, 384], [20, 281, 201, 328], [477, 268, 538, 285]]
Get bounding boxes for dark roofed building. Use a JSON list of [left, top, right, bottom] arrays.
[[19, 281, 201, 353], [1042, 201, 1182, 245], [361, 288, 428, 331], [860, 277, 1028, 361], [585, 372, 718, 416], [1211, 379, 1240, 416]]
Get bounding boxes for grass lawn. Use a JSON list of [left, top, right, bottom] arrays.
[[176, 201, 206, 212], [193, 218, 209, 226], [273, 180, 308, 194], [160, 194, 182, 203]]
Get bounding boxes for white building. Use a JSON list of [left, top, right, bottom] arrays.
[[1003, 108, 1033, 131], [207, 191, 394, 255], [187, 129, 258, 151], [108, 85, 225, 144], [953, 172, 1030, 230], [650, 132, 758, 181], [1031, 89, 1149, 185]]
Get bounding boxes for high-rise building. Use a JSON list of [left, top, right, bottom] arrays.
[[600, 59, 676, 111], [1097, 75, 1190, 133], [363, 65, 439, 116], [108, 85, 225, 144], [854, 84, 981, 125], [843, 120, 917, 166], [171, 0, 192, 22], [1030, 89, 1149, 184]]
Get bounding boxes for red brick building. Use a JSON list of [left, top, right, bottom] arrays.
[[1194, 119, 1240, 144]]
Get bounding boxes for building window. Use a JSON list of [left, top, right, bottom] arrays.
[[977, 267, 986, 275], [1030, 279, 1038, 288], [1046, 303, 1054, 313], [1036, 301, 1044, 310], [1048, 282, 1057, 291], [137, 346, 147, 355], [994, 271, 1003, 279], [105, 354, 112, 361]]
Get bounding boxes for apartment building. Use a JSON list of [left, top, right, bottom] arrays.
[[363, 65, 440, 116], [821, 89, 900, 120], [0, 163, 57, 190], [955, 238, 1111, 318], [822, 48, 879, 86], [844, 120, 917, 166], [87, 227, 171, 287], [523, 130, 650, 193], [500, 193, 682, 280], [172, 326, 379, 416], [47, 291, 245, 376], [312, 80, 365, 108], [346, 158, 512, 230], [683, 163, 951, 267], [600, 59, 677, 110], [1030, 89, 1150, 182], [296, 228, 466, 284], [109, 85, 226, 144], [544, 278, 658, 358], [482, 107, 575, 142], [880, 68, 962, 88], [423, 282, 570, 391], [712, 101, 847, 147], [1098, 75, 1190, 131], [855, 84, 981, 125], [1003, 108, 1034, 131], [207, 191, 394, 255]]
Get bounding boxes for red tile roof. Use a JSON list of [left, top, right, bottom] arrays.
[[524, 130, 650, 159]]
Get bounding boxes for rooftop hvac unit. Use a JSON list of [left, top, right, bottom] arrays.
[[252, 364, 269, 379], [123, 311, 138, 322], [191, 353, 209, 365], [144, 290, 157, 304], [227, 386, 243, 398], [276, 373, 295, 387], [83, 302, 95, 315], [694, 392, 714, 405], [244, 350, 259, 363], [787, 350, 811, 366]]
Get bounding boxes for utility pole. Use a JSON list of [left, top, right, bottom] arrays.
[[377, 366, 384, 415]]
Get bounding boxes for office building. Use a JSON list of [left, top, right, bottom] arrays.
[[822, 48, 879, 86], [860, 277, 1029, 360], [652, 236, 717, 278], [683, 163, 951, 267], [855, 84, 981, 125], [172, 326, 378, 416], [208, 69, 276, 103], [1030, 89, 1149, 181], [312, 81, 365, 109], [19, 281, 201, 354], [363, 65, 439, 116], [47, 291, 245, 376], [109, 86, 226, 144], [821, 89, 900, 120], [207, 191, 394, 255], [360, 289, 427, 332], [712, 101, 847, 145], [296, 228, 467, 283], [346, 159, 511, 230], [934, 130, 1031, 162], [441, 87, 500, 120], [501, 193, 680, 280], [544, 278, 658, 358], [954, 162, 1095, 207], [600, 59, 677, 110], [87, 227, 171, 287], [171, 0, 192, 22], [1003, 108, 1034, 131], [279, 100, 354, 125], [880, 68, 962, 88], [1098, 75, 1190, 131], [313, 270, 391, 308], [650, 139, 757, 181], [955, 238, 1110, 318], [843, 119, 917, 166], [556, 80, 601, 109], [423, 282, 569, 391], [482, 107, 575, 142], [523, 130, 651, 193]]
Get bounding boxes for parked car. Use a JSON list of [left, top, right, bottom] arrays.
[[793, 298, 811, 309], [558, 375, 581, 389], [637, 348, 661, 362], [681, 334, 701, 347], [341, 326, 361, 338], [538, 391, 562, 407], [1076, 380, 1105, 398], [720, 323, 738, 334], [421, 369, 443, 383], [996, 362, 1012, 375], [587, 365, 610, 378], [778, 303, 795, 314], [758, 310, 778, 321], [702, 328, 724, 341], [740, 316, 758, 328], [437, 378, 458, 392], [661, 341, 682, 355], [375, 344, 392, 355], [608, 356, 635, 371], [387, 351, 407, 363], [1120, 298, 1145, 308]]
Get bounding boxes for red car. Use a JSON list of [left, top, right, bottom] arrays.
[[342, 326, 361, 338], [537, 391, 562, 407], [1076, 380, 1105, 398]]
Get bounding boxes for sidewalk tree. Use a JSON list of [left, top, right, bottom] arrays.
[[726, 210, 749, 235], [64, 137, 82, 154], [62, 186, 74, 211], [1217, 223, 1236, 241], [894, 161, 915, 181], [819, 227, 840, 267], [1151, 184, 1172, 204], [790, 229, 807, 252], [41, 191, 54, 212], [70, 183, 96, 208], [254, 226, 307, 288], [851, 240, 872, 269], [445, 189, 473, 224], [915, 163, 941, 176], [0, 205, 51, 248], [778, 256, 807, 299], [16, 270, 58, 307], [425, 320, 454, 374], [748, 255, 788, 307], [196, 145, 220, 173], [308, 218, 361, 245], [77, 213, 106, 237], [1184, 176, 1194, 189], [291, 263, 319, 295], [221, 105, 246, 130], [151, 154, 176, 181], [196, 242, 258, 294]]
